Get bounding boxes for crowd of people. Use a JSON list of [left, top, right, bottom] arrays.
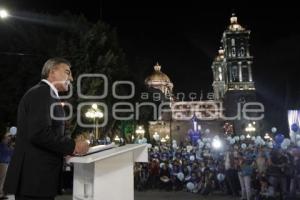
[[134, 136, 300, 200], [0, 132, 14, 200], [2, 122, 300, 200]]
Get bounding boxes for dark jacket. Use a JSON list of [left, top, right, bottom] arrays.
[[4, 82, 75, 197]]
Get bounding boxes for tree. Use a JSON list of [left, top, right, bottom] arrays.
[[0, 13, 130, 138], [55, 15, 129, 138]]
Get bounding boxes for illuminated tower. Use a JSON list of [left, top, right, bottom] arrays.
[[212, 47, 226, 100], [221, 13, 258, 134], [222, 13, 255, 91]]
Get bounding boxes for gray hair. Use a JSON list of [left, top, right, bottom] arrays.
[[41, 57, 71, 79]]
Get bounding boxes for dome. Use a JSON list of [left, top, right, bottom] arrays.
[[145, 63, 173, 96], [145, 63, 172, 84]]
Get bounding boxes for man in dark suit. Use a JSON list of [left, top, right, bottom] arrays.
[[4, 58, 90, 200]]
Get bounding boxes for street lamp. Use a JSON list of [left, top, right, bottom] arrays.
[[153, 132, 160, 142], [160, 137, 166, 143], [245, 123, 256, 139], [114, 135, 120, 143], [0, 9, 9, 19], [135, 126, 145, 137], [85, 103, 103, 140], [245, 123, 254, 140], [165, 134, 170, 141], [245, 123, 256, 133]]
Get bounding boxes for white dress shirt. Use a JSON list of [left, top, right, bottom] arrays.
[[41, 79, 59, 98]]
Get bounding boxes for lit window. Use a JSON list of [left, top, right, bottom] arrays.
[[231, 39, 235, 46], [240, 47, 245, 57], [231, 48, 236, 57]]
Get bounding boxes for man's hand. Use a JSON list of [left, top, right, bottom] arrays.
[[73, 140, 90, 155]]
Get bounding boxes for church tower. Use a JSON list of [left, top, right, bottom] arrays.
[[221, 13, 259, 135], [212, 47, 226, 100], [222, 13, 255, 91]]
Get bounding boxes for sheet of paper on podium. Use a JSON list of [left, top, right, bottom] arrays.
[[74, 142, 117, 156]]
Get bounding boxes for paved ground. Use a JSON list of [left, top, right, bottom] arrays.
[[7, 190, 300, 200], [54, 190, 239, 200]]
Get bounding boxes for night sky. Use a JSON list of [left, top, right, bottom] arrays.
[[2, 2, 299, 92], [1, 1, 300, 131]]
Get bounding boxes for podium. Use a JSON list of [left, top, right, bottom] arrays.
[[68, 144, 148, 200]]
